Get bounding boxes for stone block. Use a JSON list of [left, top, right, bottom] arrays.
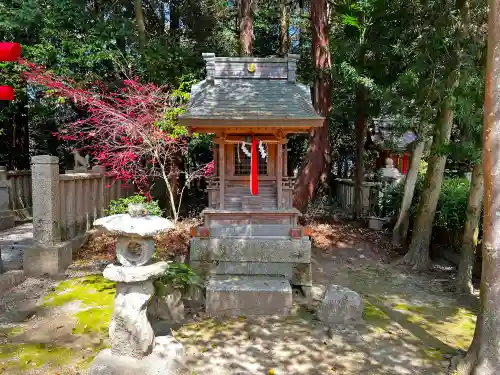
[[206, 276, 292, 317], [0, 270, 25, 294], [191, 261, 293, 279], [190, 237, 311, 263], [292, 263, 312, 286], [89, 336, 188, 375], [209, 224, 292, 238], [317, 285, 364, 325], [23, 241, 72, 276]]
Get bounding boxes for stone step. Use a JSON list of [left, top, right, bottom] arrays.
[[190, 237, 311, 263], [206, 276, 292, 317], [208, 224, 293, 238], [191, 261, 293, 279]]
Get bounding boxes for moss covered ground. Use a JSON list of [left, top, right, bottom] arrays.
[[0, 250, 479, 375]]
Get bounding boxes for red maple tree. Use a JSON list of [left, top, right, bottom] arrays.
[[21, 60, 213, 222]]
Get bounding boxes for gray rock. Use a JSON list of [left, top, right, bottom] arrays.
[[310, 284, 327, 301], [148, 290, 185, 324], [94, 214, 174, 238], [317, 285, 364, 325], [109, 281, 155, 358], [89, 336, 188, 375], [103, 262, 169, 283]]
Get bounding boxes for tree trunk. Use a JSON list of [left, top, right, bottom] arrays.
[[353, 84, 368, 219], [170, 0, 180, 41], [392, 140, 425, 247], [239, 0, 255, 56], [402, 99, 453, 270], [456, 162, 483, 295], [134, 0, 147, 52], [293, 0, 332, 211], [456, 1, 500, 372], [279, 0, 290, 56]]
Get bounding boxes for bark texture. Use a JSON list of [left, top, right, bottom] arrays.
[[456, 0, 500, 372], [353, 84, 368, 219], [134, 0, 147, 51], [456, 162, 483, 295], [293, 0, 332, 211], [402, 99, 453, 270], [279, 0, 290, 56], [239, 0, 255, 56], [392, 140, 425, 247]]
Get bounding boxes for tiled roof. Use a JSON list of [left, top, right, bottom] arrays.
[[180, 79, 323, 121]]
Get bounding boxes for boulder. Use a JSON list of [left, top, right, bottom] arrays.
[[317, 285, 364, 325]]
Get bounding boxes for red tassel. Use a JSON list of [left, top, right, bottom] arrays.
[[0, 42, 22, 62], [250, 136, 259, 195], [0, 86, 14, 101], [403, 153, 409, 174]]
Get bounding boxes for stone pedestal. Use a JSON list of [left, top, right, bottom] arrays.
[[89, 262, 188, 375]]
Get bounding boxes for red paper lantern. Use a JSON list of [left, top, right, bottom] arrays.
[[0, 86, 15, 101], [0, 42, 22, 101], [0, 42, 22, 62]]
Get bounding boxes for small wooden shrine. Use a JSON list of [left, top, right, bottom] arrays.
[[179, 53, 324, 317]]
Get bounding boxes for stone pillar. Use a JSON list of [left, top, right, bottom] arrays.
[[31, 156, 60, 245], [0, 166, 15, 231], [92, 165, 105, 218], [24, 155, 72, 276]]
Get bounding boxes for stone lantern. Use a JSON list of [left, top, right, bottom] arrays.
[[89, 203, 188, 375]]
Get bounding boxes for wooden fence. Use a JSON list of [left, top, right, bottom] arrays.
[[7, 170, 32, 221], [334, 178, 382, 216]]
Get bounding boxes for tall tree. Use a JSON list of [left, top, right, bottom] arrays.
[[279, 0, 290, 56], [239, 0, 255, 55], [293, 0, 332, 211], [402, 100, 454, 269], [456, 0, 500, 371], [456, 162, 483, 295], [402, 0, 468, 270], [134, 0, 147, 52], [392, 139, 426, 247]]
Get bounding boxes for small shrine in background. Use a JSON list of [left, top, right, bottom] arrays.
[[179, 53, 323, 316], [370, 119, 419, 175]]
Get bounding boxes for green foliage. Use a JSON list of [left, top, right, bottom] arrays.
[[154, 262, 203, 295], [382, 176, 471, 230], [105, 194, 163, 217], [434, 178, 470, 230]]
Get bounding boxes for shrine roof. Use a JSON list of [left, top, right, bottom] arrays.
[[179, 53, 324, 128]]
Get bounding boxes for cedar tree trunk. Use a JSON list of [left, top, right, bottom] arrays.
[[455, 1, 500, 372], [402, 99, 453, 270], [456, 162, 483, 295], [134, 0, 147, 52], [239, 0, 255, 56], [392, 140, 425, 247], [279, 0, 290, 56], [293, 0, 332, 211]]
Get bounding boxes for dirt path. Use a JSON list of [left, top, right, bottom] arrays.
[[0, 244, 478, 375]]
